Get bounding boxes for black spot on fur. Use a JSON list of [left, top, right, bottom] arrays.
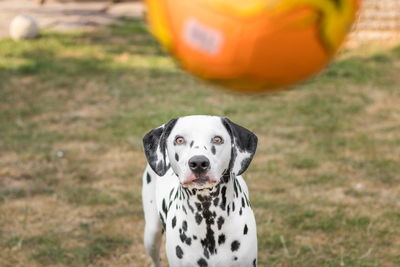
[[234, 256, 238, 261], [253, 258, 257, 267], [180, 231, 191, 245], [182, 220, 188, 232], [182, 205, 187, 214], [217, 216, 224, 230], [162, 199, 168, 217], [197, 258, 208, 267], [159, 212, 166, 231], [220, 186, 227, 210], [245, 194, 251, 207], [172, 216, 176, 228], [199, 196, 217, 255], [213, 197, 219, 207], [146, 173, 151, 184], [241, 197, 245, 208], [222, 173, 230, 183], [195, 213, 203, 224], [233, 179, 238, 197], [195, 202, 202, 211], [244, 224, 248, 235], [190, 141, 194, 147], [218, 234, 225, 245], [187, 200, 195, 213], [197, 194, 204, 202], [239, 208, 243, 216], [175, 153, 179, 162], [238, 182, 243, 193], [193, 235, 197, 240], [211, 145, 216, 155], [231, 240, 240, 252], [184, 189, 190, 199], [179, 233, 186, 243], [176, 245, 183, 259], [203, 247, 210, 259]]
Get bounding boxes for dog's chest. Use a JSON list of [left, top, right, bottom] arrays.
[[159, 184, 257, 267]]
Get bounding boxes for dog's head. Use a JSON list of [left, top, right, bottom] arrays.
[[143, 115, 257, 189]]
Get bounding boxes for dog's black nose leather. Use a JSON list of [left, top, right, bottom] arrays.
[[188, 156, 210, 173]]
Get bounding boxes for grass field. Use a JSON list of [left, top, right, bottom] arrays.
[[0, 18, 399, 266]]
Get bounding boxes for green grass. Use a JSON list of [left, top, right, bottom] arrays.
[[24, 233, 131, 266], [62, 186, 117, 206], [0, 18, 399, 266]]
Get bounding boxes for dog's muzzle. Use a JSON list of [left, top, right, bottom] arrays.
[[182, 155, 216, 186]]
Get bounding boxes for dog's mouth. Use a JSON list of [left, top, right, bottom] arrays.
[[192, 175, 211, 186], [182, 173, 217, 188]]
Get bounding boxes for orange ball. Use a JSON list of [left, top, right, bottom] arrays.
[[145, 0, 361, 92]]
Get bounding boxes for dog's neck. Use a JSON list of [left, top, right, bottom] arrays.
[[165, 172, 250, 257], [171, 172, 249, 216]]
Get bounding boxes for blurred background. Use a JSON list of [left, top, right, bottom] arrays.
[[0, 0, 399, 266]]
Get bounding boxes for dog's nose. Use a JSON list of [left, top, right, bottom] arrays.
[[188, 156, 210, 173]]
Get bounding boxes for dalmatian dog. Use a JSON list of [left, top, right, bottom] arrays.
[[142, 115, 258, 267]]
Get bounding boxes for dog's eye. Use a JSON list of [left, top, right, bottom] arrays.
[[175, 136, 185, 145], [212, 136, 223, 144]]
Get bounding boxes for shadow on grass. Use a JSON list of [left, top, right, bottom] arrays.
[[23, 234, 131, 266]]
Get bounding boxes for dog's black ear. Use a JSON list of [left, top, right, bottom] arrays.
[[143, 118, 178, 176], [222, 118, 258, 176]]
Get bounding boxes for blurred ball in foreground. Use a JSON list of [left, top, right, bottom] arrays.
[[10, 14, 40, 40], [145, 0, 360, 92]]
